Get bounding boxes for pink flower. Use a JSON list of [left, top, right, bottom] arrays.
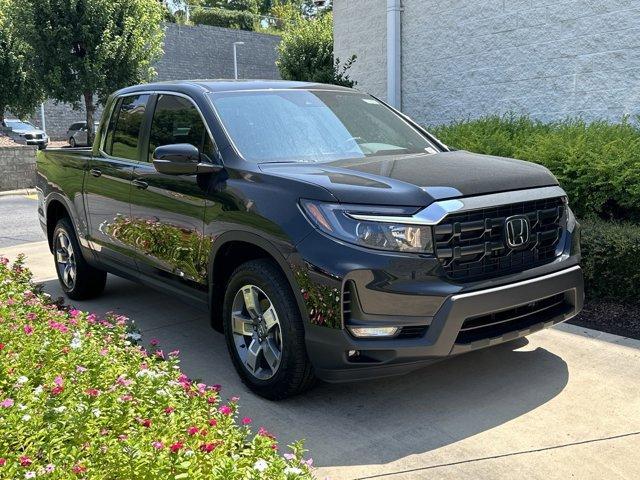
[[150, 338, 159, 346], [26, 312, 37, 321], [86, 314, 97, 323], [76, 366, 87, 373], [23, 325, 33, 335], [155, 349, 164, 359], [230, 396, 239, 403], [242, 417, 252, 425], [169, 441, 183, 453], [54, 376, 64, 387], [164, 407, 175, 415], [151, 441, 164, 450], [140, 418, 152, 428], [210, 384, 221, 392], [258, 427, 275, 439], [284, 453, 295, 461], [187, 426, 199, 436], [218, 405, 232, 415], [0, 398, 14, 408], [51, 386, 64, 396], [208, 418, 217, 427], [168, 350, 180, 357], [69, 309, 80, 317], [72, 464, 86, 474], [19, 456, 32, 466], [85, 388, 100, 397], [207, 395, 217, 404], [0, 458, 5, 466], [0, 256, 8, 265], [0, 343, 4, 350], [302, 458, 313, 467], [200, 442, 218, 453], [99, 348, 108, 356]]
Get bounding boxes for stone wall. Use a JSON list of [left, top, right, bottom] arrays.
[[334, 0, 640, 125], [0, 146, 37, 192], [28, 23, 282, 140]]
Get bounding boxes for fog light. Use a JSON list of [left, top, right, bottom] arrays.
[[348, 326, 399, 338]]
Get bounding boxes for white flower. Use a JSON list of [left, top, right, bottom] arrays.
[[76, 404, 87, 412], [25, 472, 36, 479], [18, 403, 27, 410], [126, 332, 142, 341], [33, 385, 43, 396], [284, 466, 303, 475], [70, 334, 82, 349], [53, 406, 66, 413], [22, 414, 31, 422], [185, 450, 195, 457], [92, 408, 101, 418], [17, 376, 29, 385], [253, 459, 268, 472], [155, 389, 168, 397]]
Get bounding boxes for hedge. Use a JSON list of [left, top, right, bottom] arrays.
[[431, 115, 640, 222], [0, 256, 313, 479], [580, 218, 640, 303], [191, 7, 255, 31]]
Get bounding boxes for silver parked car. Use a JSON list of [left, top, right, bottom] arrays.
[[2, 119, 49, 149], [66, 121, 99, 147]]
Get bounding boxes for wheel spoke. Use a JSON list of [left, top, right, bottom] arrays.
[[63, 265, 71, 286], [232, 313, 254, 336], [242, 286, 262, 319], [56, 249, 67, 264], [262, 305, 278, 331], [68, 266, 76, 282], [262, 338, 280, 371], [59, 233, 69, 249], [245, 338, 261, 373]]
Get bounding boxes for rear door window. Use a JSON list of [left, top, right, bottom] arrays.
[[106, 94, 150, 161]]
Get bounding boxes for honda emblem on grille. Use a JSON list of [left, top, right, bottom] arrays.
[[505, 215, 530, 249]]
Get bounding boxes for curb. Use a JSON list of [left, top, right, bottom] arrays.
[[0, 188, 37, 197], [555, 322, 640, 350]]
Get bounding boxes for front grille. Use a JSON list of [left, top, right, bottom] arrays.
[[397, 325, 428, 339], [456, 292, 571, 344], [342, 283, 352, 323], [434, 197, 565, 282]]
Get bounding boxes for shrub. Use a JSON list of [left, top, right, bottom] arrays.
[[191, 7, 256, 31], [276, 12, 356, 87], [0, 256, 313, 479], [431, 115, 640, 221], [579, 218, 640, 303]]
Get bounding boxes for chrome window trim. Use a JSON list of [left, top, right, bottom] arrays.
[[99, 90, 219, 163], [347, 186, 567, 226]]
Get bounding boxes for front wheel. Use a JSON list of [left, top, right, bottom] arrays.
[[52, 217, 107, 300], [223, 259, 315, 399], [69, 137, 76, 148]]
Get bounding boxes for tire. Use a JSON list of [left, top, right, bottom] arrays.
[[52, 217, 107, 300], [69, 137, 76, 148], [223, 259, 315, 399]]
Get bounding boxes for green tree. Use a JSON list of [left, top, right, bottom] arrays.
[[0, 0, 43, 124], [276, 11, 356, 87], [24, 0, 165, 142]]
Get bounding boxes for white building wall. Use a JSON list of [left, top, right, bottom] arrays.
[[335, 0, 640, 125]]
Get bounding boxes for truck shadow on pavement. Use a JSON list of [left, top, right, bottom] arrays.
[[40, 275, 569, 469]]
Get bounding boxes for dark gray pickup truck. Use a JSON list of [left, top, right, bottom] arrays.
[[36, 80, 584, 399]]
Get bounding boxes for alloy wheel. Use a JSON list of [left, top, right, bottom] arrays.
[[55, 231, 76, 290], [231, 284, 283, 380]]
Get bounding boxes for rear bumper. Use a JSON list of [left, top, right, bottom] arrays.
[[306, 265, 583, 382]]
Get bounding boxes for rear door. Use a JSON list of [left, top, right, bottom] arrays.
[[84, 93, 150, 269], [128, 93, 213, 295]]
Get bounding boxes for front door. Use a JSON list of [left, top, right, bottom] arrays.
[[84, 94, 150, 269], [128, 93, 214, 295]]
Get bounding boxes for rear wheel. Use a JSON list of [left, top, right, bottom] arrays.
[[69, 137, 76, 148], [223, 259, 315, 399], [52, 217, 106, 300]]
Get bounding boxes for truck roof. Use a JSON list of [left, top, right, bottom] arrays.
[[115, 79, 356, 96]]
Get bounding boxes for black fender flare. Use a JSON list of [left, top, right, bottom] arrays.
[[207, 230, 308, 326]]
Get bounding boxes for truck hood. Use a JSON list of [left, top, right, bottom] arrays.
[[259, 150, 558, 206]]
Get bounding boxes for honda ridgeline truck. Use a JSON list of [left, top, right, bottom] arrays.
[[36, 80, 584, 399]]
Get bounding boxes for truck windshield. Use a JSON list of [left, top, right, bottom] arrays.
[[209, 90, 439, 163]]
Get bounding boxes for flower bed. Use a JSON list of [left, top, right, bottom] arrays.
[[0, 255, 313, 479]]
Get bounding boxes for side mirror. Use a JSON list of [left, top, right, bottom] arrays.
[[152, 143, 222, 175]]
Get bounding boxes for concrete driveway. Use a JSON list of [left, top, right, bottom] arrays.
[[2, 198, 640, 479]]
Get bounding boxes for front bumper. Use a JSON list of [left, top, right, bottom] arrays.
[[305, 265, 583, 382]]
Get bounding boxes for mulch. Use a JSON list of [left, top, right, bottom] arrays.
[[569, 299, 640, 340]]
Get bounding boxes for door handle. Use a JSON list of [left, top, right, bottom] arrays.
[[132, 179, 148, 190], [89, 168, 102, 178]]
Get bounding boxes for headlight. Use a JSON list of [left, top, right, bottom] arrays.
[[300, 199, 434, 253]]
